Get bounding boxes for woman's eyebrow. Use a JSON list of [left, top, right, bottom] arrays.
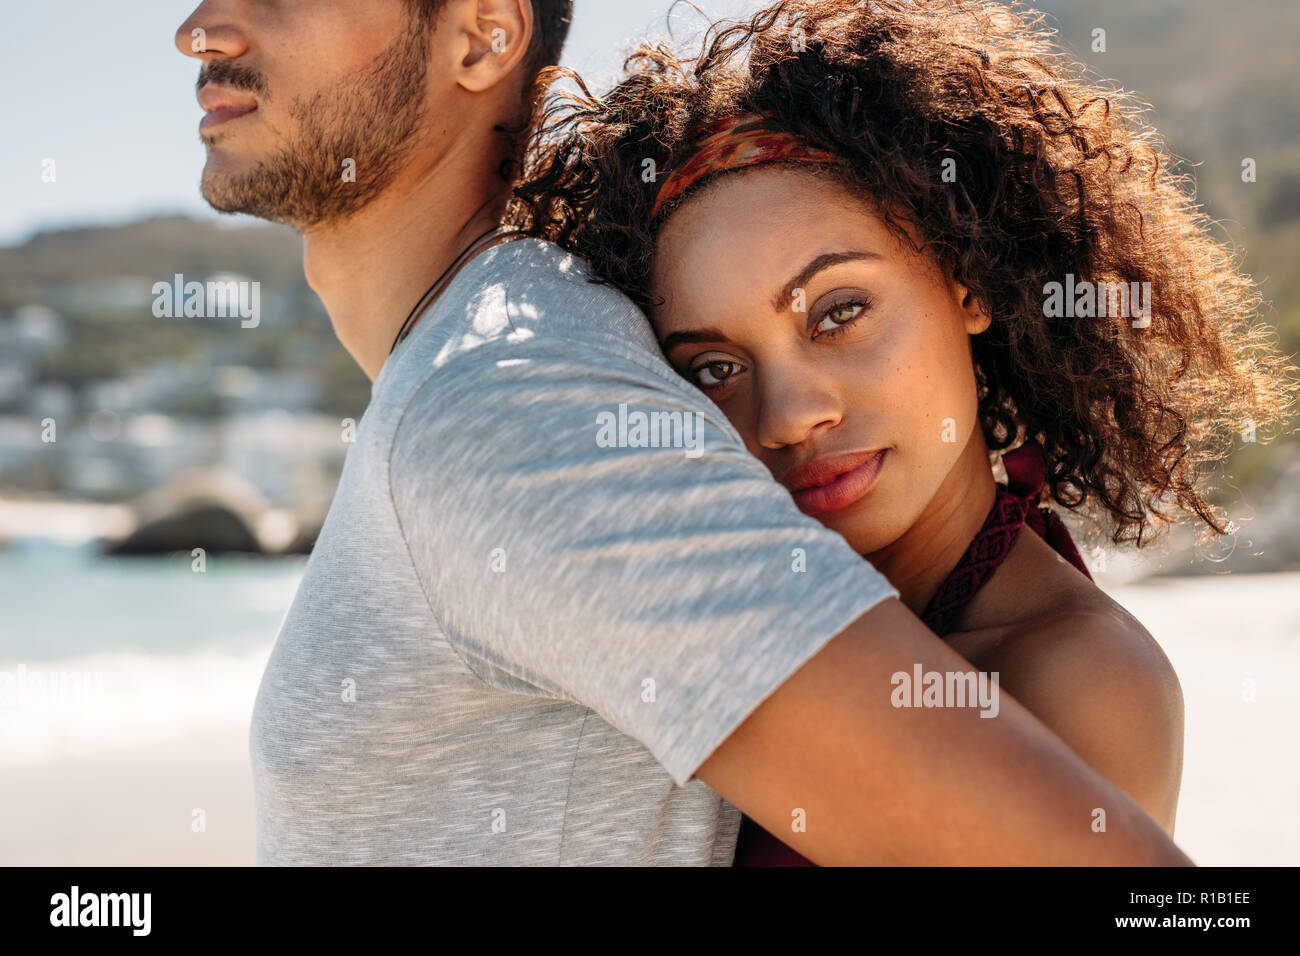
[[660, 328, 733, 351], [659, 250, 882, 352], [771, 250, 881, 312]]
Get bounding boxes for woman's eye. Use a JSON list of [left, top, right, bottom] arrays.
[[692, 359, 740, 388], [815, 302, 866, 334]]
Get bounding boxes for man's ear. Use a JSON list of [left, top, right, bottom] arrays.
[[954, 276, 992, 335], [442, 0, 534, 94]]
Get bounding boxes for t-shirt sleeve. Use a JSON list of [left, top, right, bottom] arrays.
[[389, 328, 898, 788]]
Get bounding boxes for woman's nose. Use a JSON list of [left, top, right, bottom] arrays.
[[754, 365, 843, 450]]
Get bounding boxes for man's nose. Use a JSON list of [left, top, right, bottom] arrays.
[[174, 2, 248, 62]]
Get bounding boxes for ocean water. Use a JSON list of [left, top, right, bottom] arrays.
[[0, 538, 303, 768]]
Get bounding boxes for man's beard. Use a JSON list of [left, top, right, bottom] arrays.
[[200, 18, 431, 231]]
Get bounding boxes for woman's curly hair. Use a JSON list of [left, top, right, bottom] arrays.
[[511, 0, 1298, 548]]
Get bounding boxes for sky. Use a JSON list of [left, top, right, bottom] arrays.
[[0, 1, 765, 247]]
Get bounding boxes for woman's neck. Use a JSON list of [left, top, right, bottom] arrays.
[[865, 432, 999, 618]]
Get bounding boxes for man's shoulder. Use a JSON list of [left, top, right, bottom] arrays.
[[383, 237, 707, 428], [445, 236, 666, 366], [487, 238, 645, 318], [487, 236, 595, 283]]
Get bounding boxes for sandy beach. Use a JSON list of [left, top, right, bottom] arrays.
[[0, 727, 257, 866], [2, 567, 1297, 866]]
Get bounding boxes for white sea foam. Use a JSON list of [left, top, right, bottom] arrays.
[[0, 646, 270, 768], [0, 498, 135, 544]]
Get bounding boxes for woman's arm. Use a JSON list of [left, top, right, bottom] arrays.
[[696, 596, 1192, 865]]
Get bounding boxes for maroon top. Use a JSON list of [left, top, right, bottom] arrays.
[[733, 441, 1094, 867]]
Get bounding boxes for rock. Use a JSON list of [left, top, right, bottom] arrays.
[[103, 468, 288, 556]]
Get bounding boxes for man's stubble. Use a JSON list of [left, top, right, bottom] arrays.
[[200, 18, 432, 231]]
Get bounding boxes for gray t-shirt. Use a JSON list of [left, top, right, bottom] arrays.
[[250, 238, 897, 865]]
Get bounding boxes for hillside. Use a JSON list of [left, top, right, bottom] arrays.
[[1033, 0, 1300, 344]]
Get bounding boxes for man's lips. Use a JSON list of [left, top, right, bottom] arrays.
[[200, 106, 256, 131], [780, 449, 889, 516], [197, 84, 258, 131]]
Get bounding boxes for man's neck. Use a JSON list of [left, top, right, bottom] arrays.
[[300, 134, 511, 382]]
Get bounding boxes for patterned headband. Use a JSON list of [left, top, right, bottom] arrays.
[[649, 112, 841, 222]]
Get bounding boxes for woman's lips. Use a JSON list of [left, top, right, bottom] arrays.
[[200, 105, 256, 132], [789, 450, 888, 516]]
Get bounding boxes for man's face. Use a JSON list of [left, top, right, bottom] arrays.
[[175, 1, 435, 230]]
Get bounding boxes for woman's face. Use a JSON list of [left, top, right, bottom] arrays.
[[650, 166, 991, 555]]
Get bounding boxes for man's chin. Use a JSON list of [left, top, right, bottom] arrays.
[[200, 179, 254, 217], [201, 159, 276, 220], [201, 152, 242, 196], [197, 140, 384, 229]]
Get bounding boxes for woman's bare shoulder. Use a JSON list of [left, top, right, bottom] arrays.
[[991, 529, 1179, 702], [960, 529, 1186, 830]]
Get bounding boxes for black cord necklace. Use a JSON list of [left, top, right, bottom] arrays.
[[388, 226, 523, 356]]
